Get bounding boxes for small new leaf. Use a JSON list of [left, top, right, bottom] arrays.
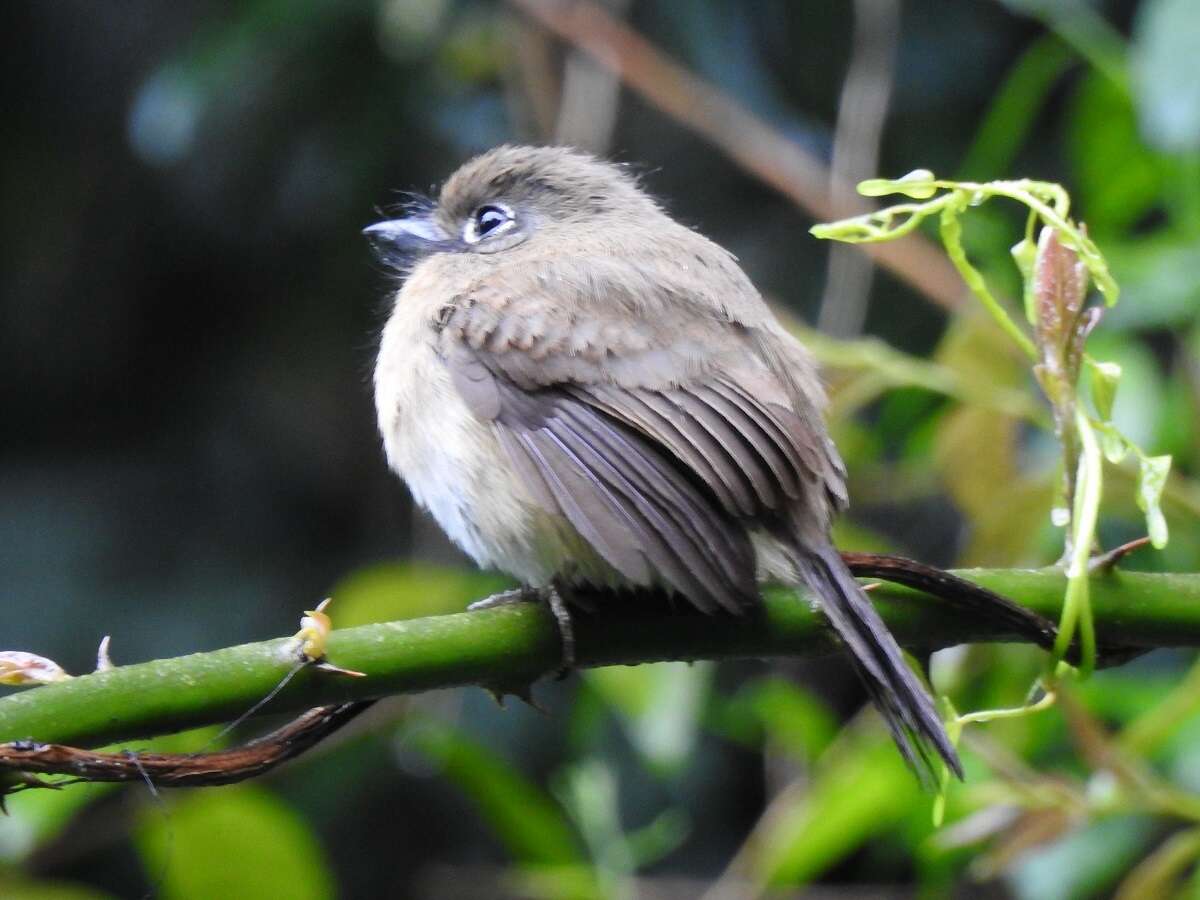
[[1087, 359, 1121, 421], [1095, 422, 1128, 465], [857, 169, 938, 199], [1011, 234, 1038, 325], [1136, 455, 1172, 549], [809, 201, 939, 243], [1034, 228, 1089, 362], [1073, 230, 1120, 306]]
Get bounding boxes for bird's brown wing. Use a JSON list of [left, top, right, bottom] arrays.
[[435, 263, 844, 614]]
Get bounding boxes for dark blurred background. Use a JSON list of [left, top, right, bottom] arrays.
[[4, 1, 1200, 898]]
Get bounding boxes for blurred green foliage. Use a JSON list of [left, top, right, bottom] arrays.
[[6, 0, 1200, 897], [135, 785, 336, 900]]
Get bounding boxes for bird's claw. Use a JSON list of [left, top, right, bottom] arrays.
[[468, 585, 576, 676]]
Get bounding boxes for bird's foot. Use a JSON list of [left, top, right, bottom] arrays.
[[467, 586, 542, 610], [468, 584, 576, 675], [545, 583, 575, 676]]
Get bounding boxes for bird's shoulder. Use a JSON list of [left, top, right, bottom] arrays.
[[432, 229, 776, 384]]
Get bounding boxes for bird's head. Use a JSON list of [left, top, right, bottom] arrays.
[[364, 145, 660, 269]]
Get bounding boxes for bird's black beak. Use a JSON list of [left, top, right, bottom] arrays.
[[363, 215, 456, 267]]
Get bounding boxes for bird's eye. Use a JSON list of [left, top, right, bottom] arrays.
[[476, 206, 508, 235], [464, 203, 514, 243]]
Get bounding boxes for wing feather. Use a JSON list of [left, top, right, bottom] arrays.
[[663, 389, 781, 512], [497, 382, 755, 611], [519, 429, 654, 583], [572, 384, 746, 517], [434, 260, 845, 613], [631, 389, 760, 517], [554, 401, 754, 605], [690, 385, 800, 501], [547, 408, 750, 613]]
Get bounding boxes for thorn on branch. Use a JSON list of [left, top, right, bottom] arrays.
[[1089, 536, 1152, 574]]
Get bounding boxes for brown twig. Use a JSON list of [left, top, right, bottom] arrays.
[[506, 0, 967, 311], [839, 552, 1139, 667], [1, 701, 374, 796], [841, 552, 1059, 651]]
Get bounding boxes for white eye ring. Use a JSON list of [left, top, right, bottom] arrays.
[[463, 203, 515, 244]]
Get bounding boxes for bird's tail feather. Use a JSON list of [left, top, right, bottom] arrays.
[[793, 542, 963, 786]]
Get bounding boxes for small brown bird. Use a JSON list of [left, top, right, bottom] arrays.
[[366, 145, 961, 783]]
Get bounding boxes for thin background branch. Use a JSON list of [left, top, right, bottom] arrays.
[[817, 0, 900, 337], [553, 0, 630, 152]]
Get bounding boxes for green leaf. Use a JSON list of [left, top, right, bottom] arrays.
[[1086, 332, 1165, 449], [504, 865, 606, 900], [1137, 454, 1173, 548], [857, 169, 938, 199], [748, 730, 922, 886], [134, 785, 335, 900], [1087, 359, 1121, 421], [809, 198, 946, 243], [1067, 71, 1165, 235], [1095, 422, 1129, 465], [1011, 232, 1039, 325], [742, 678, 838, 764], [932, 696, 962, 828]]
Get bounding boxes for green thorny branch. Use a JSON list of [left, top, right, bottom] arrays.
[[812, 172, 1173, 808]]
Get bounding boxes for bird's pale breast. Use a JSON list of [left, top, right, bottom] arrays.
[[374, 277, 618, 589]]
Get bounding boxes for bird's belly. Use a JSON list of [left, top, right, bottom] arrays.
[[379, 342, 513, 564], [376, 334, 614, 588]]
